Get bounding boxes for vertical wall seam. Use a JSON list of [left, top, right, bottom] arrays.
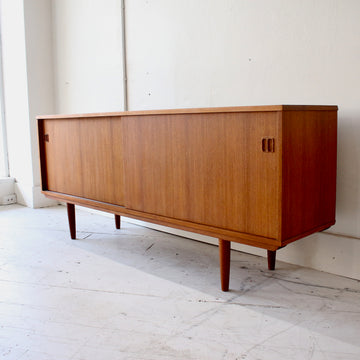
[[121, 0, 128, 111]]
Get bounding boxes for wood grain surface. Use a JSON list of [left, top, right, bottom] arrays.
[[42, 117, 124, 205], [281, 110, 337, 241], [38, 105, 337, 251], [122, 112, 281, 239]]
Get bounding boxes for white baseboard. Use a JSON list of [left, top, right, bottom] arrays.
[[122, 218, 360, 280], [74, 205, 360, 281], [14, 183, 58, 208], [32, 185, 59, 208]]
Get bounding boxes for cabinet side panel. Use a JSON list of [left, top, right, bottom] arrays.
[[282, 110, 337, 240], [123, 112, 280, 239]]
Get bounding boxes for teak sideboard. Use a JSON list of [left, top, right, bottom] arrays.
[[37, 105, 338, 291]]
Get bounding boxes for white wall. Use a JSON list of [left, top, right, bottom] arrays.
[[121, 0, 360, 278], [1, 0, 33, 205], [19, 0, 360, 279], [52, 0, 124, 114], [23, 0, 56, 207], [1, 0, 124, 205], [0, 0, 56, 207], [125, 0, 360, 235]]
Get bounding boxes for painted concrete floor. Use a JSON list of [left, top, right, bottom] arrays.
[[1, 204, 360, 360]]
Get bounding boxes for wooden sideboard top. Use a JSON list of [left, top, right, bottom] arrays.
[[37, 104, 338, 120]]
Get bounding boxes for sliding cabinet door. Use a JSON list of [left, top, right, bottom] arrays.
[[42, 117, 124, 205], [123, 112, 281, 239]]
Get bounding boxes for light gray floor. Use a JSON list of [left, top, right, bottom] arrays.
[[1, 204, 360, 360]]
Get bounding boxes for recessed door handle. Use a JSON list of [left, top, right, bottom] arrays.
[[262, 138, 275, 153]]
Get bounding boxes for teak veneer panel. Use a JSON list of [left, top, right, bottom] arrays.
[[281, 110, 337, 242], [122, 112, 280, 240], [37, 105, 338, 291], [42, 117, 125, 205]]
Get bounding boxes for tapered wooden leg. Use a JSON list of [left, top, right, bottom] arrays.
[[219, 239, 231, 292], [267, 250, 276, 270], [67, 203, 76, 240], [115, 214, 121, 229]]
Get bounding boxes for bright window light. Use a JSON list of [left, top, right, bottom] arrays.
[[0, 8, 9, 178]]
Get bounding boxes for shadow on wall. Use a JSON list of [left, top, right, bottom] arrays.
[[332, 113, 360, 238]]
